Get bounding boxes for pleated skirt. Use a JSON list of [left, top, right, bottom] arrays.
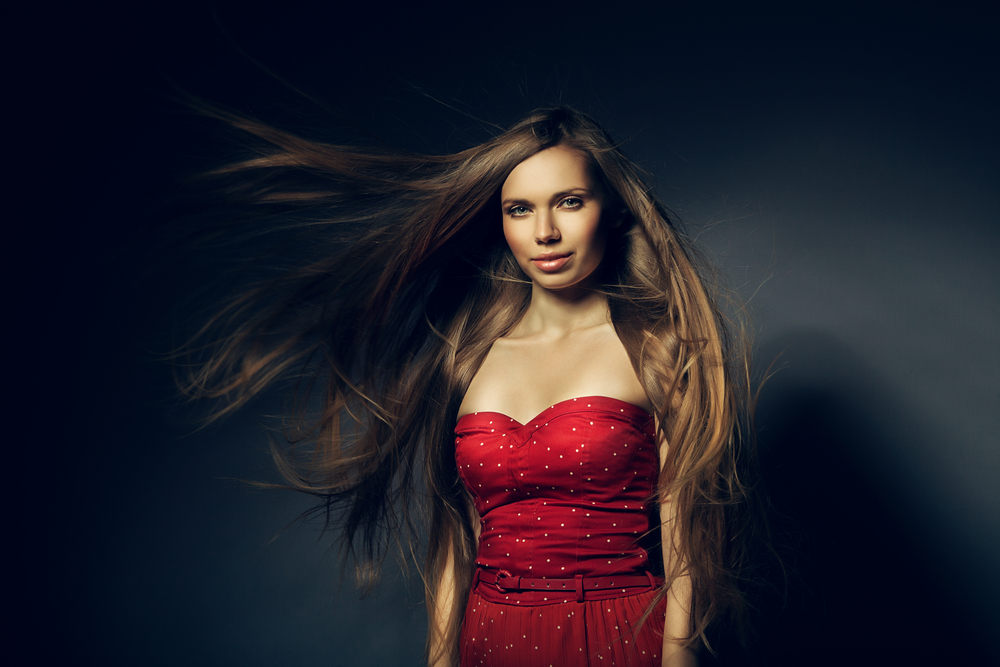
[[459, 585, 667, 666]]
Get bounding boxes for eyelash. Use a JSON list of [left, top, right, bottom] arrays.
[[507, 197, 584, 217]]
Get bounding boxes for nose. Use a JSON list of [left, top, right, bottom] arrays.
[[534, 210, 560, 243]]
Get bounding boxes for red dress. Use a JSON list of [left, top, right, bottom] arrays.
[[455, 396, 666, 666]]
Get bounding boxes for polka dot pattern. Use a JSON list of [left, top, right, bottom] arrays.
[[460, 586, 667, 666], [454, 397, 663, 663], [455, 396, 658, 589]]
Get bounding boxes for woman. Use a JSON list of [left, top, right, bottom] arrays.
[[179, 106, 753, 666]]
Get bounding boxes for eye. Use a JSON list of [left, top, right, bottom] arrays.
[[559, 197, 583, 209], [507, 205, 530, 217]]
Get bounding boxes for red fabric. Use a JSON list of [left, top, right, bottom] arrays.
[[455, 396, 665, 666]]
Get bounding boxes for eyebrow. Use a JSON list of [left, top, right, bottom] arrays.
[[500, 187, 593, 208]]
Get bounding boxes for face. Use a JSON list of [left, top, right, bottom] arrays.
[[500, 145, 608, 293]]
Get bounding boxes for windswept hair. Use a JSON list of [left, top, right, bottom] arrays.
[[176, 105, 760, 662]]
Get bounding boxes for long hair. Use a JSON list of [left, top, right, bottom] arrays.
[[175, 105, 757, 662]]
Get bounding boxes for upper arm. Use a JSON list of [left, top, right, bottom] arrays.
[[429, 538, 459, 667], [429, 494, 479, 667], [430, 496, 479, 667], [659, 490, 693, 642], [657, 423, 695, 653]]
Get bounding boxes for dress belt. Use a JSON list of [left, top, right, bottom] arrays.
[[475, 568, 660, 603]]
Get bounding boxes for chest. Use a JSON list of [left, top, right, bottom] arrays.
[[454, 398, 658, 512], [460, 328, 650, 424]]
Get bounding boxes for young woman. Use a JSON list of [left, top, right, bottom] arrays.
[[180, 106, 753, 666]]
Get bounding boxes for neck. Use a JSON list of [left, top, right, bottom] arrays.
[[513, 282, 610, 338]]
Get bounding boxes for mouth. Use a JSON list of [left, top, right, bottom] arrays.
[[530, 253, 571, 272]]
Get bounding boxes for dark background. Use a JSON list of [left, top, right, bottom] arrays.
[[24, 2, 997, 665]]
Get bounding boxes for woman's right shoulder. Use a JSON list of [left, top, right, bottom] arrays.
[[456, 337, 515, 418]]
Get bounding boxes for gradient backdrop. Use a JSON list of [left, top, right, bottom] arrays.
[[39, 3, 997, 665]]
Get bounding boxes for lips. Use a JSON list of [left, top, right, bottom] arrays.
[[530, 253, 571, 272]]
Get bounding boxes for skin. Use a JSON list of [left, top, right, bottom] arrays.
[[437, 145, 696, 667]]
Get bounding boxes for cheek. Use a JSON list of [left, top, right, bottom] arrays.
[[502, 221, 527, 255], [502, 222, 514, 249]]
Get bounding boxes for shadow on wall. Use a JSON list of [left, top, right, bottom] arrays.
[[710, 330, 995, 666]]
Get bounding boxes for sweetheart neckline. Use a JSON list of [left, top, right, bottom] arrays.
[[456, 395, 652, 428]]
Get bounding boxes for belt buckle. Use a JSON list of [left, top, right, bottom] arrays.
[[493, 569, 513, 592]]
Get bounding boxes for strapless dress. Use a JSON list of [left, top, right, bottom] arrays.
[[455, 396, 666, 666]]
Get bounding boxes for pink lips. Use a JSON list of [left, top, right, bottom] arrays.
[[531, 253, 571, 272]]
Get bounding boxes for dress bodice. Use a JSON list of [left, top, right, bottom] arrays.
[[455, 396, 659, 586]]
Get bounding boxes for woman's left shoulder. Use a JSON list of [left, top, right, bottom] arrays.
[[584, 322, 653, 412]]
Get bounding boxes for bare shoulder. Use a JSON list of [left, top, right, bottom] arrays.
[[457, 336, 521, 418], [574, 323, 652, 410]]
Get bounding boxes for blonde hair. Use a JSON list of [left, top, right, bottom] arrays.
[[177, 105, 758, 661]]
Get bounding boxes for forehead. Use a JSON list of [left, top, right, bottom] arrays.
[[501, 145, 595, 199]]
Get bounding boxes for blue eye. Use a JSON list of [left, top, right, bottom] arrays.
[[560, 197, 583, 209], [508, 205, 530, 217]]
